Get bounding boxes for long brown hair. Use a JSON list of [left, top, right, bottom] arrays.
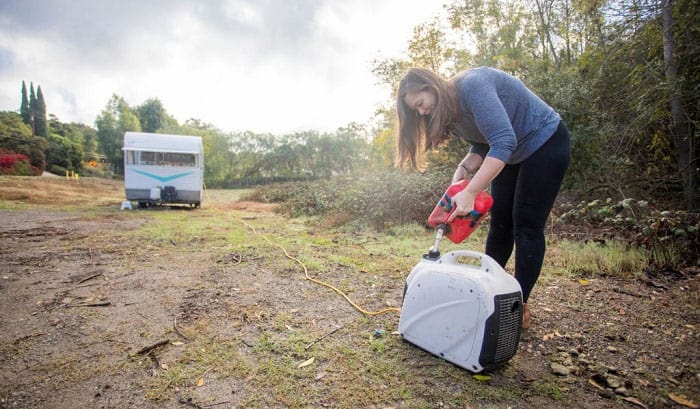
[[396, 67, 458, 170]]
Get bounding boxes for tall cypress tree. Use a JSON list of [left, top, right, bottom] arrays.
[[20, 81, 30, 124], [35, 86, 49, 137], [29, 82, 36, 135]]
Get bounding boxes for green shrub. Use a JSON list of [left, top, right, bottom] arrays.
[[250, 169, 454, 230], [7, 160, 33, 176], [79, 165, 106, 178], [556, 198, 699, 268], [49, 164, 68, 177]]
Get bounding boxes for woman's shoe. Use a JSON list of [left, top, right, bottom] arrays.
[[522, 303, 532, 330]]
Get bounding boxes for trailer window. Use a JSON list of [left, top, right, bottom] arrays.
[[140, 151, 157, 165], [162, 152, 196, 167], [132, 151, 196, 167], [125, 151, 136, 165]]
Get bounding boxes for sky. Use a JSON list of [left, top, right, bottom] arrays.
[[0, 0, 447, 135]]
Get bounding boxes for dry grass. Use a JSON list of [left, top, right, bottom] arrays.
[[0, 175, 124, 207]]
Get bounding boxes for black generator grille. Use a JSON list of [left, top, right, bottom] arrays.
[[479, 291, 523, 370]]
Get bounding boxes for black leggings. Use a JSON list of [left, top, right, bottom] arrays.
[[486, 121, 571, 303]]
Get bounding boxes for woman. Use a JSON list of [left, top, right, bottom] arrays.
[[397, 67, 571, 329]]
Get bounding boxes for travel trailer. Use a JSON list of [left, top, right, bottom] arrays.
[[122, 132, 204, 208]]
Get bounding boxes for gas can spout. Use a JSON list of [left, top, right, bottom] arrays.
[[426, 223, 447, 259]]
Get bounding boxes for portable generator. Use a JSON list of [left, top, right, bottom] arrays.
[[398, 180, 523, 372]]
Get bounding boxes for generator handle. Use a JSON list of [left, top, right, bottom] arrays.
[[440, 250, 501, 274]]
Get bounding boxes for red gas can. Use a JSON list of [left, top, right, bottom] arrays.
[[427, 179, 494, 244]]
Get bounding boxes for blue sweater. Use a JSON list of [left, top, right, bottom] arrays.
[[452, 67, 561, 164]]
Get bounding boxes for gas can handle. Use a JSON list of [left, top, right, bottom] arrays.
[[441, 250, 500, 274], [444, 209, 482, 226]]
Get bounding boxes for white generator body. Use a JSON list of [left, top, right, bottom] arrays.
[[399, 250, 523, 372]]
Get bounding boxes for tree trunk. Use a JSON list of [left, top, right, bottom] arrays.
[[533, 0, 559, 65], [662, 0, 697, 209]]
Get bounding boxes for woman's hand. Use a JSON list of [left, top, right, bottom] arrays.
[[447, 188, 477, 223], [447, 155, 504, 223]]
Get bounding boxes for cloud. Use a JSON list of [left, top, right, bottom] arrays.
[[0, 0, 445, 134]]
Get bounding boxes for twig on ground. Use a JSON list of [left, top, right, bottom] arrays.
[[135, 339, 170, 355], [305, 324, 345, 350], [202, 402, 231, 408], [77, 272, 102, 284], [173, 318, 189, 340], [12, 333, 45, 344], [645, 280, 670, 290], [67, 301, 111, 307], [613, 287, 650, 298], [155, 379, 173, 400]]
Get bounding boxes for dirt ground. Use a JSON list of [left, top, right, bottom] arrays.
[[0, 176, 698, 409]]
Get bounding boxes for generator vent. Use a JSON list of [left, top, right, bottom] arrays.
[[479, 292, 523, 369]]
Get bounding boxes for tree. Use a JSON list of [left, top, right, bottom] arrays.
[[370, 128, 395, 170], [447, 0, 538, 74], [136, 98, 176, 133], [72, 123, 99, 162], [46, 115, 86, 173], [0, 111, 47, 171], [662, 0, 697, 209], [202, 132, 234, 187], [177, 118, 234, 188], [20, 81, 30, 124], [28, 83, 36, 135], [407, 21, 453, 75], [371, 57, 410, 97], [34, 86, 49, 138], [95, 94, 141, 175]]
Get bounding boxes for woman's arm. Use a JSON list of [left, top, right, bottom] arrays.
[[447, 156, 504, 222], [452, 152, 483, 183]]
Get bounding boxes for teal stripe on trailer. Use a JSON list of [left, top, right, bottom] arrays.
[[132, 169, 194, 183]]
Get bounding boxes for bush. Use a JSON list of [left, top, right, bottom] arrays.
[[49, 164, 68, 177], [0, 149, 36, 176], [78, 163, 109, 178], [556, 198, 700, 268], [250, 169, 455, 230], [250, 173, 698, 271]]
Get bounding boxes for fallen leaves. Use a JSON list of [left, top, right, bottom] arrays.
[[621, 396, 648, 409], [542, 330, 564, 341], [588, 378, 606, 391], [668, 393, 699, 408], [297, 357, 315, 368], [195, 368, 212, 387]]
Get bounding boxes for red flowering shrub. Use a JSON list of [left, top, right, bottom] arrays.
[[0, 149, 34, 175]]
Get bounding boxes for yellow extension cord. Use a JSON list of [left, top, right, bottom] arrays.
[[239, 218, 402, 317]]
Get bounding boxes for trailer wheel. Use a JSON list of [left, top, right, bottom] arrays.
[[138, 201, 148, 209], [194, 202, 201, 208]]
